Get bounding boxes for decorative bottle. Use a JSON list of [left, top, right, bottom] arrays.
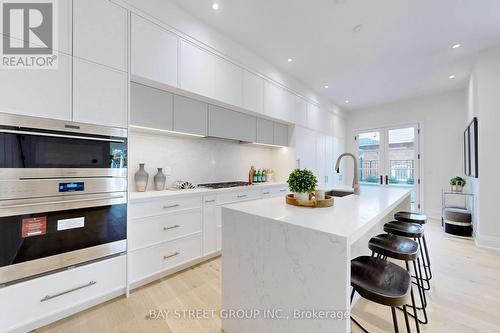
[[154, 168, 166, 191], [134, 163, 149, 192]]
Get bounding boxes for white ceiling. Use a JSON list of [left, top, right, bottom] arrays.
[[170, 0, 500, 110]]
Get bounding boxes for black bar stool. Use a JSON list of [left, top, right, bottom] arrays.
[[369, 233, 428, 330], [351, 256, 412, 333], [394, 211, 432, 284]]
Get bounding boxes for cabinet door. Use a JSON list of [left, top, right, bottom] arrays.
[[73, 58, 127, 128], [131, 14, 178, 87], [0, 51, 71, 121], [324, 136, 335, 187], [214, 57, 243, 107], [173, 95, 208, 136], [274, 122, 288, 147], [242, 70, 264, 114], [263, 81, 295, 123], [295, 126, 317, 171], [179, 40, 214, 98], [316, 134, 326, 186], [307, 103, 322, 132], [295, 96, 308, 126], [208, 105, 256, 142], [73, 0, 127, 71], [256, 118, 274, 145], [203, 196, 218, 255], [130, 83, 173, 130], [333, 137, 345, 185]]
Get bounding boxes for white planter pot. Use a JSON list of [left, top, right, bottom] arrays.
[[294, 192, 309, 201]]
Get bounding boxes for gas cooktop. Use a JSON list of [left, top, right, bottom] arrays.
[[197, 181, 250, 189]]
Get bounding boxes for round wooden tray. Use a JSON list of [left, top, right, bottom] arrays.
[[285, 193, 334, 208]]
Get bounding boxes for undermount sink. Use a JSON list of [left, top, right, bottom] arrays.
[[325, 190, 354, 198]]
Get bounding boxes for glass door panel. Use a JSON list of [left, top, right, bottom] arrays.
[[357, 131, 382, 186]]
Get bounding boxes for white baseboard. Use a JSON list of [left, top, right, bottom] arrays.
[[475, 233, 500, 251]]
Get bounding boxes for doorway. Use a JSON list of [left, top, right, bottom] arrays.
[[355, 124, 421, 211]]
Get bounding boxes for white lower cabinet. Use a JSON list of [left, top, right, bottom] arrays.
[[203, 196, 218, 255], [129, 233, 202, 285], [0, 255, 125, 333]]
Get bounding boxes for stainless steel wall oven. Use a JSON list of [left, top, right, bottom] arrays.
[[0, 113, 127, 286]]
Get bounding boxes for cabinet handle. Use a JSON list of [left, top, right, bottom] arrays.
[[380, 175, 383, 185], [279, 189, 287, 192], [385, 175, 389, 185], [163, 252, 180, 260], [40, 281, 96, 302], [163, 204, 180, 209], [205, 199, 216, 203], [262, 191, 270, 195], [237, 194, 247, 198], [163, 225, 180, 231]]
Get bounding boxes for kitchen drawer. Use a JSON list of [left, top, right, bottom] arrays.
[[129, 208, 202, 250], [0, 255, 125, 333], [129, 195, 202, 218], [216, 189, 261, 205], [129, 234, 202, 283]]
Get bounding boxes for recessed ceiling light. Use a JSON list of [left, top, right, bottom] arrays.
[[352, 24, 363, 33], [287, 58, 293, 62], [324, 85, 329, 89], [449, 75, 456, 79], [212, 3, 220, 10], [452, 43, 461, 49], [344, 99, 350, 104]]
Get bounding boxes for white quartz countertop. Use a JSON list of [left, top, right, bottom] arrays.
[[129, 182, 289, 202], [223, 186, 411, 243]]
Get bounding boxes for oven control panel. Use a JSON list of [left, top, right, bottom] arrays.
[[58, 182, 85, 192]]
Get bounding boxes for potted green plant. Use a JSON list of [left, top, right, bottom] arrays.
[[287, 168, 318, 201], [450, 176, 466, 192]]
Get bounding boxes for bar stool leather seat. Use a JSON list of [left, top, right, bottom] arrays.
[[395, 211, 427, 225], [351, 256, 411, 307], [384, 221, 424, 238], [368, 234, 419, 261]]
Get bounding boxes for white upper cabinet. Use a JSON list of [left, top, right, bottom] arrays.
[[173, 95, 208, 136], [263, 81, 295, 123], [73, 58, 127, 128], [214, 57, 243, 107], [256, 118, 274, 145], [242, 70, 264, 114], [306, 103, 321, 132], [179, 40, 215, 98], [73, 0, 127, 71], [0, 52, 72, 121], [208, 105, 256, 142], [131, 14, 178, 87], [294, 96, 308, 126], [273, 122, 288, 147], [295, 126, 317, 171], [130, 83, 173, 131]]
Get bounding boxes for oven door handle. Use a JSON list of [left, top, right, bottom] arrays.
[[0, 194, 126, 209], [0, 129, 125, 143]]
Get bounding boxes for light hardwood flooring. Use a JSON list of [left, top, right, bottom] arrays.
[[36, 220, 500, 333]]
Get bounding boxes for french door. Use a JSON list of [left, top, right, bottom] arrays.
[[355, 124, 421, 211]]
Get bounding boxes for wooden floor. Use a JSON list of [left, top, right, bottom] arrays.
[[36, 220, 500, 333]]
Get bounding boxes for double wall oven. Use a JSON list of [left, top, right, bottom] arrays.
[[0, 113, 127, 286]]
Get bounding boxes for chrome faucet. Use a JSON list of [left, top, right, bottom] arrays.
[[335, 153, 360, 195]]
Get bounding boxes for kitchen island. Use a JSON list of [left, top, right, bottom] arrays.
[[221, 186, 411, 333]]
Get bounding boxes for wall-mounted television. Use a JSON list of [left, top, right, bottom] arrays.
[[464, 117, 478, 178]]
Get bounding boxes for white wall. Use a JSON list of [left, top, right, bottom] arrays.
[[129, 131, 291, 191], [467, 45, 500, 250], [345, 90, 467, 218]]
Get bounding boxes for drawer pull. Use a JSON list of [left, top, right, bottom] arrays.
[[40, 281, 96, 302], [163, 204, 180, 209], [262, 191, 270, 195], [163, 252, 180, 260], [237, 194, 247, 198], [163, 225, 180, 231], [205, 199, 216, 203], [279, 189, 287, 192]]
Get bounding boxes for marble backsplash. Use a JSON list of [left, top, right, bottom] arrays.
[[128, 131, 288, 191]]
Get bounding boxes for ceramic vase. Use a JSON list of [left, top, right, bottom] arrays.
[[154, 168, 166, 191], [134, 163, 149, 192]]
